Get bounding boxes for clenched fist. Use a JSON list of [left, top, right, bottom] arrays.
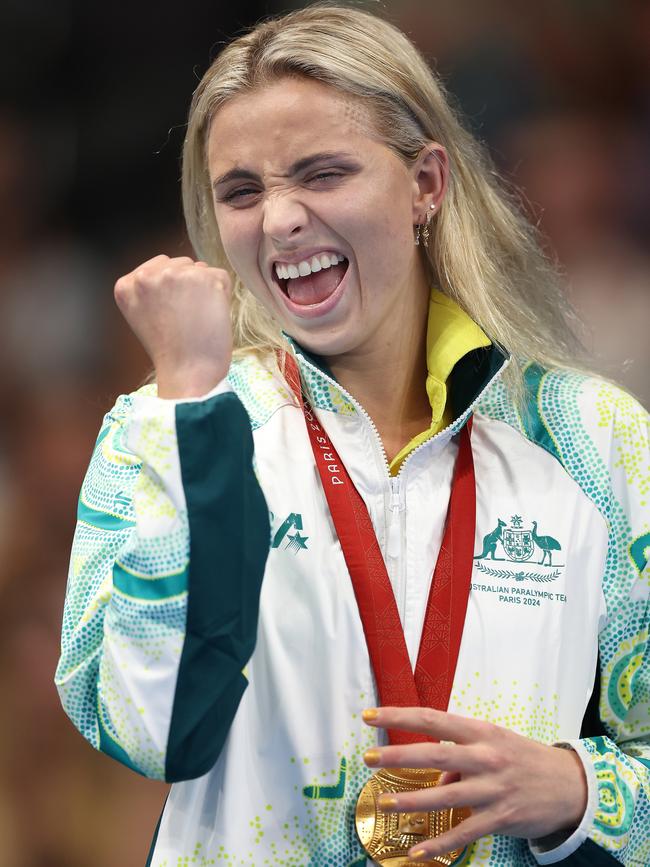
[[114, 255, 233, 399]]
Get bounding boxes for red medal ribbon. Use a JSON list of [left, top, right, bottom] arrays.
[[284, 353, 475, 745]]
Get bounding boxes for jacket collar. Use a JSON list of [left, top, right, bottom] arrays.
[[283, 290, 509, 435]]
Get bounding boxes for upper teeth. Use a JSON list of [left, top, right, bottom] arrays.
[[275, 253, 346, 280]]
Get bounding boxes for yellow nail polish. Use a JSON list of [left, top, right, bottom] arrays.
[[362, 707, 379, 721], [409, 849, 428, 862], [363, 748, 381, 766], [377, 794, 398, 810]]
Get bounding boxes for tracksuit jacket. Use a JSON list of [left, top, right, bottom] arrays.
[[56, 329, 650, 865]]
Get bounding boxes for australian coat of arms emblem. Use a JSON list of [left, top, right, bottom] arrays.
[[474, 515, 563, 582]]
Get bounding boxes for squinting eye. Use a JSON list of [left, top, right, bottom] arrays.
[[220, 172, 343, 204], [223, 188, 258, 202], [308, 172, 342, 182]]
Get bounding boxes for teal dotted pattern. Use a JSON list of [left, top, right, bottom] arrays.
[[294, 736, 373, 865], [80, 391, 153, 520], [537, 371, 630, 604], [55, 388, 191, 780], [478, 365, 650, 864], [581, 736, 643, 856], [228, 355, 295, 432], [61, 521, 133, 660], [107, 591, 186, 641], [172, 722, 376, 866], [119, 523, 189, 577], [474, 375, 523, 435], [299, 364, 356, 417], [475, 838, 536, 866]]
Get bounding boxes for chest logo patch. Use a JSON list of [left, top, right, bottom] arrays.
[[474, 515, 564, 582], [270, 511, 309, 553]]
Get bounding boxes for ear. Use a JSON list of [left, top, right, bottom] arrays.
[[410, 142, 448, 224]]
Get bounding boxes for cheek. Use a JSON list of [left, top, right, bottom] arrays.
[[215, 210, 255, 273], [354, 176, 414, 255], [354, 205, 414, 280]]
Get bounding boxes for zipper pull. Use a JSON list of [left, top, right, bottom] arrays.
[[387, 478, 402, 559]]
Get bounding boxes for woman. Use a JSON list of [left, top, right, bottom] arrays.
[[55, 5, 649, 866]]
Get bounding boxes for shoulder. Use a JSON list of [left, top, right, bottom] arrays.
[[518, 364, 649, 483], [479, 363, 649, 595], [479, 362, 648, 470]]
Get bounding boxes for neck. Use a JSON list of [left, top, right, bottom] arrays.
[[325, 282, 432, 464]]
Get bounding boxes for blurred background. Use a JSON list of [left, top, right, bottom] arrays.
[[0, 1, 648, 864]]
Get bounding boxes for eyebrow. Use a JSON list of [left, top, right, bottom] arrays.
[[211, 151, 357, 189]]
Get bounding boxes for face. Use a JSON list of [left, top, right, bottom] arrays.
[[207, 76, 442, 360]]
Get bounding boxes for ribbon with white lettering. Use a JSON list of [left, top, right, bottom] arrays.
[[283, 352, 476, 745]]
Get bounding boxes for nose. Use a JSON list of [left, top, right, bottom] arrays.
[[262, 192, 308, 244]]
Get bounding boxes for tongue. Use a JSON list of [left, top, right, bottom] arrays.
[[285, 262, 347, 305]]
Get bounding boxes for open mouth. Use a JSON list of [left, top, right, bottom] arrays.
[[274, 255, 349, 307]]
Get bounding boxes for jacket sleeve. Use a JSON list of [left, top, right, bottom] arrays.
[[54, 383, 270, 782], [532, 381, 650, 866]]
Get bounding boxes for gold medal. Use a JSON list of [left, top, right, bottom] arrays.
[[355, 768, 470, 866]]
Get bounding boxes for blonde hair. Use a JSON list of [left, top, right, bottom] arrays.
[[181, 2, 590, 398]]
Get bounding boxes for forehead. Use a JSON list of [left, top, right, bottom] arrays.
[[207, 77, 379, 176]]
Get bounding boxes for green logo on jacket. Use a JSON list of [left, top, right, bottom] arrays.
[[270, 511, 309, 553]]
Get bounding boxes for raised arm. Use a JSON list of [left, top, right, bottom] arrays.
[[55, 256, 270, 782]]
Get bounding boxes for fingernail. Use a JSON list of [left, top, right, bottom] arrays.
[[362, 708, 379, 722], [377, 794, 398, 810], [409, 849, 428, 862], [363, 749, 381, 766]]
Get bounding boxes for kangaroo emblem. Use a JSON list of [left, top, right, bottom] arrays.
[[474, 519, 506, 560]]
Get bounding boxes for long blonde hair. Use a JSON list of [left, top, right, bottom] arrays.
[[181, 2, 590, 397]]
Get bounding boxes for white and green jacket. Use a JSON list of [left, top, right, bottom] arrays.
[[56, 340, 650, 866]]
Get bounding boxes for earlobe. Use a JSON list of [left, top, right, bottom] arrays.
[[411, 143, 448, 220]]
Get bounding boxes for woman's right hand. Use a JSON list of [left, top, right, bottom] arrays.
[[114, 254, 234, 399]]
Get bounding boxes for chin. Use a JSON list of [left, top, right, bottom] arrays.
[[284, 319, 368, 360]]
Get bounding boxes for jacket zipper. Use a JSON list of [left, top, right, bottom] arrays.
[[291, 349, 510, 481], [387, 475, 407, 618], [387, 476, 402, 560], [291, 349, 510, 619]]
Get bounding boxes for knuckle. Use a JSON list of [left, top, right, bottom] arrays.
[[216, 275, 233, 296], [113, 277, 130, 302], [430, 744, 448, 767], [484, 747, 505, 773], [473, 717, 494, 737], [146, 253, 170, 266], [437, 742, 456, 766], [436, 785, 458, 808], [455, 823, 477, 847], [486, 720, 506, 741], [496, 801, 518, 831], [160, 265, 176, 281], [421, 708, 438, 729]]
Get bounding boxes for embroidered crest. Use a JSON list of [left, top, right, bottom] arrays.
[[502, 526, 534, 562], [474, 515, 563, 583]]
